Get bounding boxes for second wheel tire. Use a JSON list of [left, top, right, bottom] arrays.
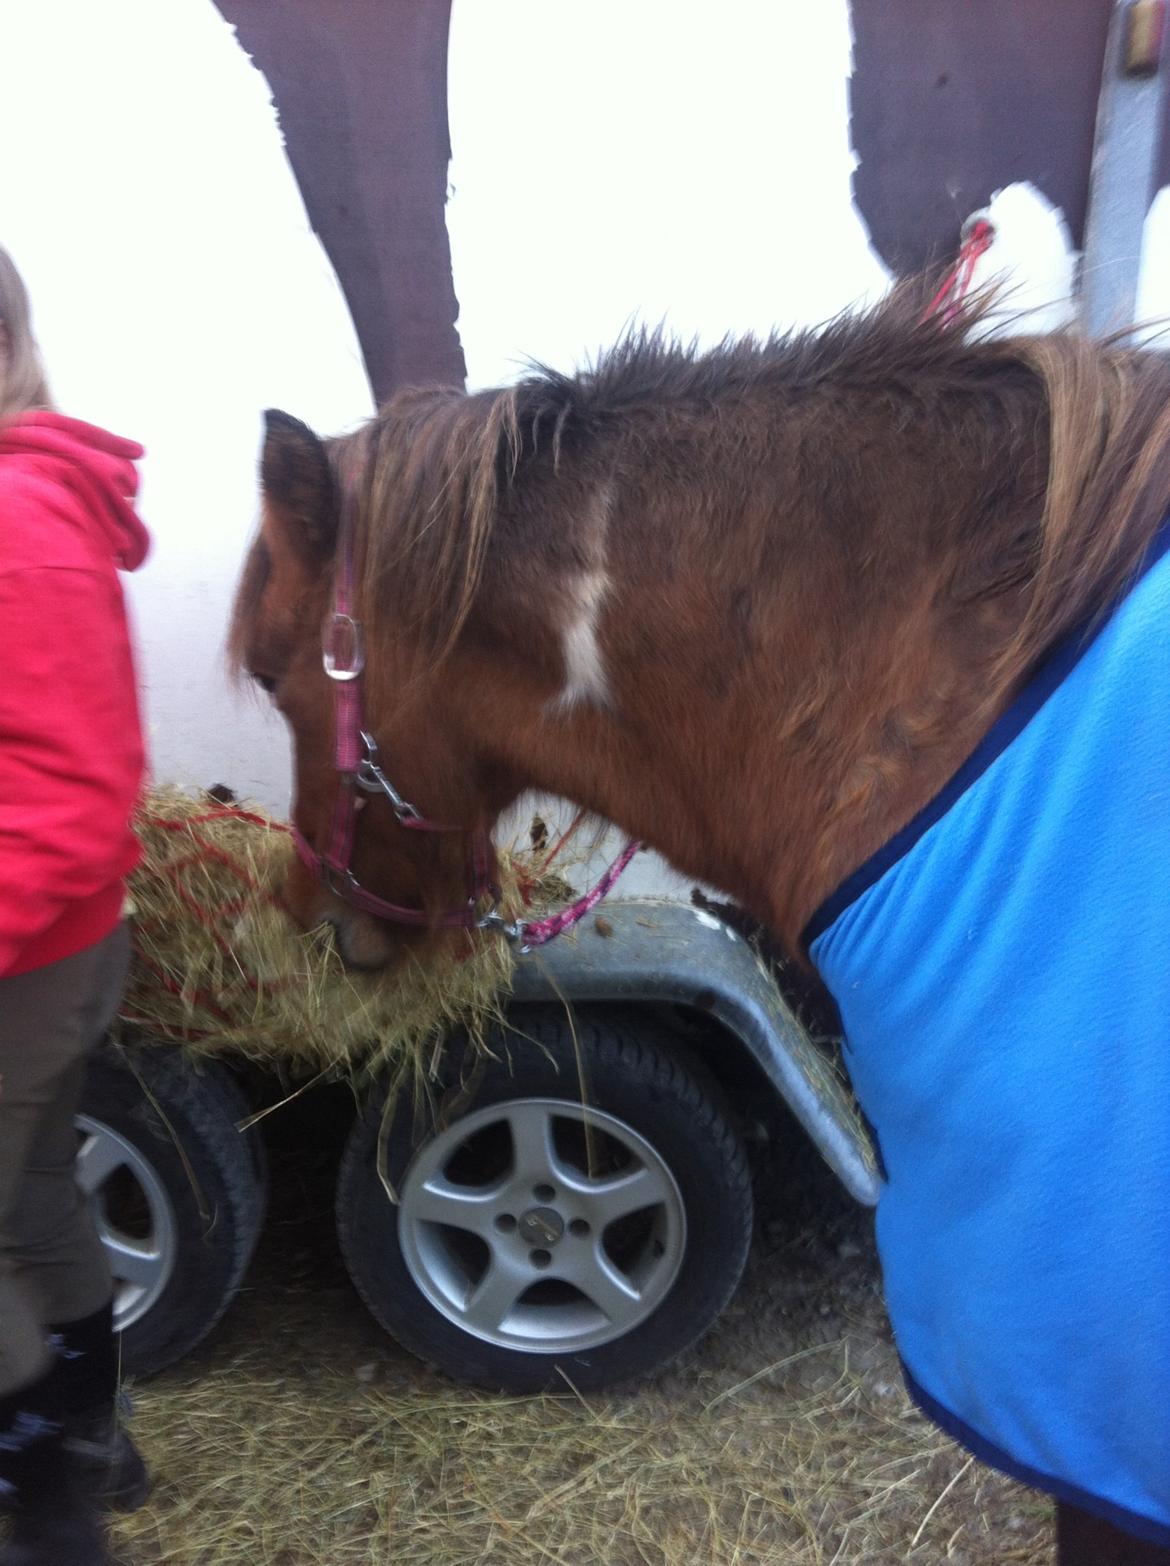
[[335, 1008, 753, 1392]]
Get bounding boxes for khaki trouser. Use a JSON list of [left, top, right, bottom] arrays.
[[0, 925, 127, 1397]]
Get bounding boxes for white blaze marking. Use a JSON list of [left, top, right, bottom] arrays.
[[558, 569, 611, 709], [554, 482, 614, 711]]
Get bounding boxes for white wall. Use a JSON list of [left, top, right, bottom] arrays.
[[1136, 184, 1170, 343], [447, 0, 891, 391], [1, 0, 373, 808]]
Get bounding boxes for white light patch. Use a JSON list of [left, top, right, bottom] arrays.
[[0, 0, 374, 814], [964, 183, 1077, 339], [448, 0, 891, 390], [552, 481, 614, 713]]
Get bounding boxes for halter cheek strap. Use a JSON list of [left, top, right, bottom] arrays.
[[293, 613, 498, 929]]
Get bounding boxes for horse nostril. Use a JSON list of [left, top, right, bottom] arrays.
[[329, 914, 398, 973]]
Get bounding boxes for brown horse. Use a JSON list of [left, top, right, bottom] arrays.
[[231, 280, 1170, 1564]]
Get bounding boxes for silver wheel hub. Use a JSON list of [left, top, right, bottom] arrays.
[[518, 1207, 564, 1246], [397, 1097, 687, 1354], [75, 1114, 177, 1332]]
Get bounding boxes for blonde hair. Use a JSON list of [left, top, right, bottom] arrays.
[[0, 246, 52, 418]]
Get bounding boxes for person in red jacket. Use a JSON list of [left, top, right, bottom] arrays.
[[0, 246, 151, 1566]]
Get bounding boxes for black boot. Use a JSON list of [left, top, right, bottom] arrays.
[[50, 1306, 151, 1514], [0, 1374, 109, 1566]]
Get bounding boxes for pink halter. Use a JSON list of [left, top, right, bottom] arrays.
[[292, 497, 640, 953]]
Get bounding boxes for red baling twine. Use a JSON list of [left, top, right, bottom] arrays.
[[121, 806, 297, 1038], [122, 803, 566, 1035], [923, 217, 995, 325]]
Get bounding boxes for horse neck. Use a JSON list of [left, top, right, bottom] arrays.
[[454, 462, 1038, 953], [453, 339, 1170, 952]]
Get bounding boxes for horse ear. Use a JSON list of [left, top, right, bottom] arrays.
[[260, 409, 336, 558]]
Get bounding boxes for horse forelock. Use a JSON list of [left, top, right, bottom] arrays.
[[339, 385, 520, 689]]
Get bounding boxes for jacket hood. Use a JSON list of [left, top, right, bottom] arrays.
[[0, 410, 149, 570]]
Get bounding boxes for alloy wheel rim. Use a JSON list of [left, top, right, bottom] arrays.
[[76, 1114, 178, 1330], [397, 1097, 687, 1353]]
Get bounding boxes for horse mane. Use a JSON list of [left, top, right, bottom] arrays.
[[342, 275, 1170, 693]]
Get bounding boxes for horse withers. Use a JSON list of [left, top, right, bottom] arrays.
[[231, 282, 1170, 1563]]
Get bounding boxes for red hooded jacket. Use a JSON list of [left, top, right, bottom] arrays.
[[0, 411, 150, 979]]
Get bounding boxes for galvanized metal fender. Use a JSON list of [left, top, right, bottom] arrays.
[[511, 898, 881, 1207]]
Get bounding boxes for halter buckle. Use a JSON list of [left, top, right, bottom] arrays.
[[323, 613, 365, 682], [477, 907, 527, 944], [355, 731, 423, 823]]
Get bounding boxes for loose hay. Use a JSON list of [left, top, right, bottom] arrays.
[[120, 788, 570, 1080], [110, 1336, 1052, 1566]]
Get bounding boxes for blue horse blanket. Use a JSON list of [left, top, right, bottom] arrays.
[[806, 528, 1170, 1544]]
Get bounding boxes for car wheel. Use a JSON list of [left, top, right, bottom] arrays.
[[78, 1041, 267, 1377], [335, 1008, 753, 1391]]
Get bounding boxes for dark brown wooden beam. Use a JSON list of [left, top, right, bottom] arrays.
[[214, 0, 465, 404]]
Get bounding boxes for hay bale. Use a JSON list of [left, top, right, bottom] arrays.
[[120, 788, 568, 1080]]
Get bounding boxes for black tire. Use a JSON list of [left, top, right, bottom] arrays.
[[335, 1008, 753, 1392], [79, 1041, 267, 1378]]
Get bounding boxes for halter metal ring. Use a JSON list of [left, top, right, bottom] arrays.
[[323, 613, 365, 682], [324, 863, 362, 900]]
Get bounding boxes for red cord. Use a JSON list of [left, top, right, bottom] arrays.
[[129, 799, 595, 1025], [128, 806, 299, 1029], [923, 219, 995, 324], [535, 808, 587, 878]]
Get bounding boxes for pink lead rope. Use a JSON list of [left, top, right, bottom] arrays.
[[515, 837, 642, 950]]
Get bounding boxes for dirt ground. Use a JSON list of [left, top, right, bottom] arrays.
[[110, 1090, 1055, 1566]]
